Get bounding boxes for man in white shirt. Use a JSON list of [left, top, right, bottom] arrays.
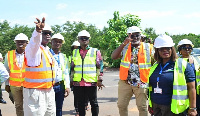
[[0, 53, 7, 104], [24, 17, 56, 116], [0, 53, 9, 116], [4, 33, 29, 116], [50, 33, 70, 116]]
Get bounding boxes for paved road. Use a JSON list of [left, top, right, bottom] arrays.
[[0, 68, 150, 116]]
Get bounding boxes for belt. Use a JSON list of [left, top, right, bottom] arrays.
[[54, 80, 64, 86]]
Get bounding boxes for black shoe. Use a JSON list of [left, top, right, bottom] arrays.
[[0, 99, 6, 104]]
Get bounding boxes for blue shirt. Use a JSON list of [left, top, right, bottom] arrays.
[[49, 49, 70, 88], [149, 60, 195, 105]]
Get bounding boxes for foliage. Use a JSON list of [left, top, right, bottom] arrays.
[[102, 11, 141, 67], [0, 21, 34, 56], [51, 21, 103, 57], [0, 11, 200, 67]]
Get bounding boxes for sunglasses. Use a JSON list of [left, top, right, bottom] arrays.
[[42, 32, 52, 36], [79, 37, 89, 40], [131, 34, 141, 39], [158, 47, 172, 51], [181, 46, 193, 50]]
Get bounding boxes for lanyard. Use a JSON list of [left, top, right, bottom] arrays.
[[157, 63, 169, 83], [49, 49, 60, 65]]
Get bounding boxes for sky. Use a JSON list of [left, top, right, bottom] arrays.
[[0, 0, 200, 35]]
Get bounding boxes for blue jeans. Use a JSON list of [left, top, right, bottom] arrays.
[[53, 82, 65, 116]]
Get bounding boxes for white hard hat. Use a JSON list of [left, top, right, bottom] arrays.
[[154, 34, 175, 48], [14, 33, 29, 42], [51, 33, 65, 43], [71, 41, 80, 46], [177, 39, 194, 48], [43, 24, 53, 33], [77, 30, 90, 38], [141, 33, 146, 37], [127, 26, 141, 33]]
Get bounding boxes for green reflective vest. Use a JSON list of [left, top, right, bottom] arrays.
[[148, 58, 189, 114], [72, 48, 97, 82], [61, 54, 70, 89], [185, 56, 200, 95]]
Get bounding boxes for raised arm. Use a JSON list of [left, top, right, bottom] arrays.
[[25, 17, 45, 66], [111, 34, 132, 59]]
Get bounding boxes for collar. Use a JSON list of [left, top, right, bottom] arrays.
[[15, 49, 25, 55], [41, 45, 50, 51], [49, 48, 60, 55], [160, 60, 174, 66], [79, 45, 91, 50]]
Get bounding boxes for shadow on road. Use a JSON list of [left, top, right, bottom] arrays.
[[97, 97, 135, 103]]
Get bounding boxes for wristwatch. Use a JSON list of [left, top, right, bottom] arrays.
[[189, 107, 197, 110]]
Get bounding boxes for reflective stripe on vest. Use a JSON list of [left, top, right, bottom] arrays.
[[8, 50, 25, 87], [24, 47, 55, 88], [192, 56, 200, 95], [148, 59, 188, 114], [120, 42, 152, 82], [61, 53, 69, 89], [72, 48, 97, 82]]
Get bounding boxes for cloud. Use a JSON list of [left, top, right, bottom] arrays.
[[56, 16, 82, 24], [87, 11, 107, 16], [155, 26, 185, 34], [56, 3, 67, 10], [29, 13, 48, 19], [121, 10, 176, 19], [184, 12, 200, 18]]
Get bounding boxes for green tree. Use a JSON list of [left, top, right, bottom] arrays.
[[102, 11, 141, 67], [143, 27, 157, 42], [0, 20, 34, 56], [51, 21, 103, 57]]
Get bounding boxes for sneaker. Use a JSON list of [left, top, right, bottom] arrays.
[[0, 99, 6, 104]]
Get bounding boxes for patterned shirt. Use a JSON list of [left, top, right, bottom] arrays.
[[126, 47, 148, 88]]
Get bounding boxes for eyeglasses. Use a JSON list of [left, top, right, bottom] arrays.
[[15, 40, 28, 43], [158, 47, 172, 51], [79, 37, 89, 41], [181, 46, 193, 50], [131, 34, 140, 39], [42, 32, 52, 36]]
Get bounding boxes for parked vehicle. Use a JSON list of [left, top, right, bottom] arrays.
[[191, 48, 200, 56]]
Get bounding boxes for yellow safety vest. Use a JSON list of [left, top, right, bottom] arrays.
[[61, 53, 70, 89], [185, 56, 200, 95], [72, 48, 97, 82], [148, 58, 189, 114]]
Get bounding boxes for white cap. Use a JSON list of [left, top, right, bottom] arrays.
[[51, 33, 65, 43], [0, 53, 2, 59], [154, 34, 175, 48], [177, 39, 194, 48], [43, 24, 53, 33], [71, 41, 80, 46], [14, 33, 29, 42], [77, 30, 90, 38], [127, 26, 141, 33]]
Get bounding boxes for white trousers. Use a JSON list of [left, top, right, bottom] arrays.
[[23, 87, 56, 116]]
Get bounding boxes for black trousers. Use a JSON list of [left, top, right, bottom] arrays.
[[73, 86, 99, 116]]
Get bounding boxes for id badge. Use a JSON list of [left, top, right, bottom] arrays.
[[154, 87, 162, 94]]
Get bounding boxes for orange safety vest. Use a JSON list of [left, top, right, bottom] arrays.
[[7, 50, 25, 87], [24, 47, 55, 88], [119, 42, 152, 83]]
